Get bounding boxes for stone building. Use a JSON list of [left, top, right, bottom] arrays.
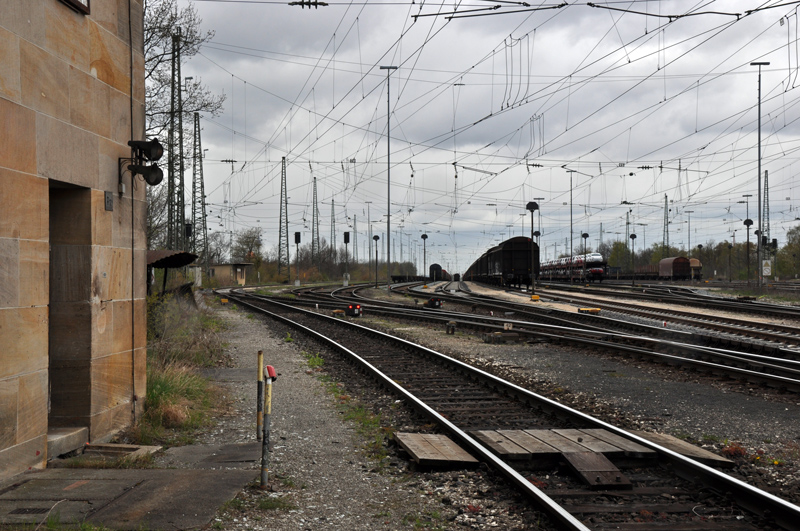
[[1, 0, 147, 479]]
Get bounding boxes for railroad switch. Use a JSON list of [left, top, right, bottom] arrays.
[[578, 308, 601, 315]]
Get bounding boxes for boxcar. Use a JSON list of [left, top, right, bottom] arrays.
[[659, 256, 691, 280]]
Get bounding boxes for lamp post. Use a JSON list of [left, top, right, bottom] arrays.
[[565, 170, 576, 284], [421, 234, 428, 281], [630, 233, 637, 287], [696, 244, 703, 282], [751, 61, 769, 289], [373, 235, 380, 288], [526, 201, 539, 294], [744, 218, 753, 286], [344, 231, 350, 286], [582, 232, 589, 282], [380, 65, 397, 288], [294, 232, 300, 286]]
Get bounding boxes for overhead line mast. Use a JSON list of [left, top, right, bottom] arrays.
[[191, 112, 208, 273], [278, 157, 290, 281]]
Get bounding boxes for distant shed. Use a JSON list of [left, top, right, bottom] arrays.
[[209, 263, 253, 286]]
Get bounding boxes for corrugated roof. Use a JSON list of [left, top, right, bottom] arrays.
[[147, 250, 198, 268]]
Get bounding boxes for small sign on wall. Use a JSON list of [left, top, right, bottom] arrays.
[[58, 0, 90, 15]]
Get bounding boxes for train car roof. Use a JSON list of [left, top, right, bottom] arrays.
[[659, 256, 690, 266]]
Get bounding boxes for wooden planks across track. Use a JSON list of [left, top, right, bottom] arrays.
[[394, 433, 478, 466], [561, 451, 632, 490]]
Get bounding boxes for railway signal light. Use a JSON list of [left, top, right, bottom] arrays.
[[128, 139, 164, 161]]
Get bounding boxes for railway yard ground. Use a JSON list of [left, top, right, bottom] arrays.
[[4, 282, 800, 530]]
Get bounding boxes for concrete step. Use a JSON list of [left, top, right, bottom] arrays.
[[47, 427, 88, 459]]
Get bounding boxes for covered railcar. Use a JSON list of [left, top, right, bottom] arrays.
[[464, 237, 539, 287], [659, 257, 691, 280]]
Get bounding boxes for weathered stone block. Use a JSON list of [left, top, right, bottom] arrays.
[[0, 169, 48, 240], [112, 299, 132, 354], [91, 245, 112, 301], [89, 401, 132, 441], [98, 136, 128, 193], [92, 0, 119, 35], [91, 190, 113, 247], [134, 249, 147, 298], [44, 0, 90, 69], [134, 297, 146, 349], [17, 370, 48, 443], [0, 239, 19, 308], [91, 351, 131, 414], [92, 300, 113, 357], [19, 239, 49, 307], [89, 20, 130, 95], [0, 307, 48, 379], [108, 90, 131, 145], [0, 0, 46, 47], [109, 247, 132, 300], [69, 66, 110, 137], [111, 194, 132, 249], [37, 114, 98, 189], [0, 379, 18, 448], [20, 40, 69, 121], [0, 435, 46, 482], [0, 27, 21, 102], [0, 98, 36, 174]]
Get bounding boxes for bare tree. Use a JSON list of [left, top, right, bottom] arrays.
[[144, 0, 225, 249], [144, 0, 225, 140]]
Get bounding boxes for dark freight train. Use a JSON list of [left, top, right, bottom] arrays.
[[463, 237, 539, 288]]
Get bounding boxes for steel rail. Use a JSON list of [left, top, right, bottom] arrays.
[[539, 283, 800, 319], [228, 293, 590, 531], [228, 292, 800, 530], [242, 290, 800, 391], [535, 288, 800, 341]]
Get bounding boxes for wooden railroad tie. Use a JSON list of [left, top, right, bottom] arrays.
[[394, 433, 478, 466], [470, 428, 661, 490]]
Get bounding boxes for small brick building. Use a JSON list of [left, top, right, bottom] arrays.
[[1, 0, 147, 479]]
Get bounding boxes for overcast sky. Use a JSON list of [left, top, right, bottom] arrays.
[[177, 0, 800, 272]]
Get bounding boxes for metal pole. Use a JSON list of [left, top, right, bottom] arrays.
[[380, 66, 397, 288], [751, 61, 769, 289], [564, 170, 576, 284], [260, 365, 277, 490], [422, 234, 428, 282], [530, 211, 535, 293], [373, 235, 380, 288], [256, 350, 263, 441]]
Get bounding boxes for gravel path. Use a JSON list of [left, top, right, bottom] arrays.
[[198, 304, 536, 530], [186, 288, 800, 529]]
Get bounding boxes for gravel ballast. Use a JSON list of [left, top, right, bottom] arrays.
[[191, 288, 800, 529]]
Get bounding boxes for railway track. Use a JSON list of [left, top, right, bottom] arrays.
[[254, 283, 800, 393], [223, 289, 800, 530], [534, 287, 800, 351], [536, 282, 800, 321]]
